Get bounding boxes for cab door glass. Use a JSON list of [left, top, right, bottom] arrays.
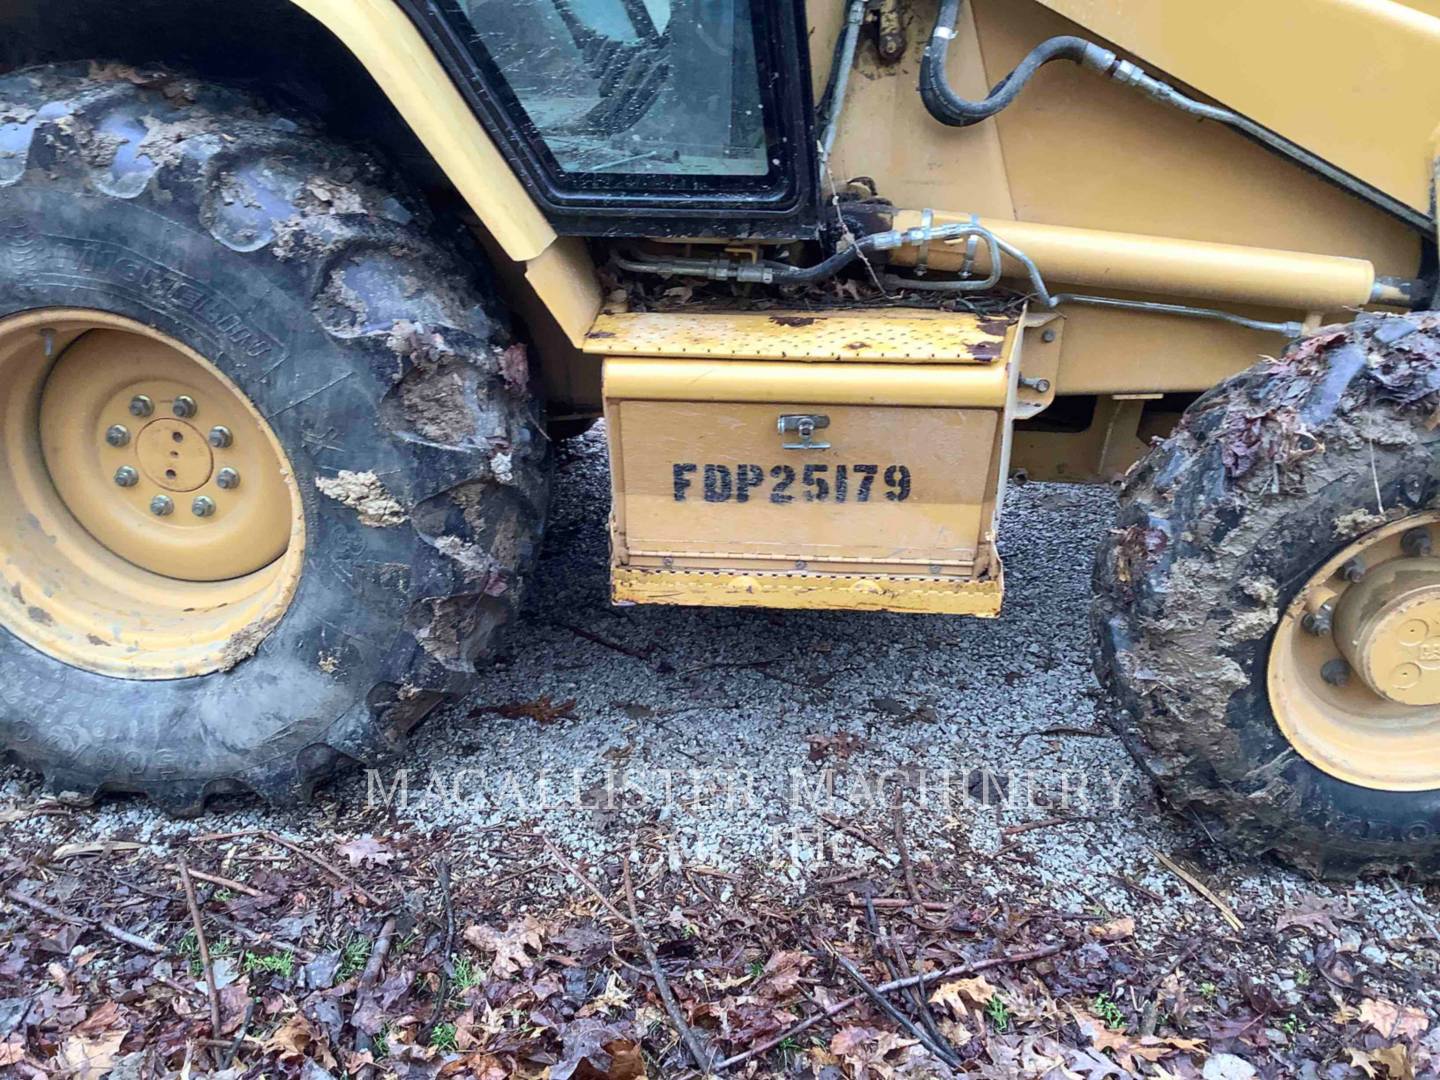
[[459, 0, 769, 177]]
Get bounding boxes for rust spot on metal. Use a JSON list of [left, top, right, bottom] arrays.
[[770, 316, 816, 328], [586, 330, 615, 339], [86, 634, 111, 647], [27, 606, 53, 625], [977, 317, 1012, 336], [845, 341, 871, 350]]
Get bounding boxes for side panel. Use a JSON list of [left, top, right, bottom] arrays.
[[1035, 0, 1440, 217]]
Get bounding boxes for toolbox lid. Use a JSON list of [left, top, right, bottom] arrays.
[[583, 310, 1014, 363]]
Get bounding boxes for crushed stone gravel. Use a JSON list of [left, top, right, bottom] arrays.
[[2, 428, 1436, 981]]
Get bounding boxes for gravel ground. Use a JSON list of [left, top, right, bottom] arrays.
[[3, 426, 1437, 961]]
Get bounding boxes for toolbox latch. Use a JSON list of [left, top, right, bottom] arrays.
[[777, 413, 831, 449]]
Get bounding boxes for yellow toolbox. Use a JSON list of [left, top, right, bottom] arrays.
[[585, 310, 1022, 615]]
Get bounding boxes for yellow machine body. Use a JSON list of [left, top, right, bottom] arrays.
[[11, 0, 1438, 614]]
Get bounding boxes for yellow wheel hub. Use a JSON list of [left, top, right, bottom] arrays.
[[1269, 513, 1440, 791], [0, 310, 304, 679], [38, 328, 293, 582]]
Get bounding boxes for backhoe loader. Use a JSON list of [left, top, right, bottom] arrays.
[[2, 0, 1439, 877]]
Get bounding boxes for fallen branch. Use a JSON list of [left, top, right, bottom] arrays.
[[890, 803, 921, 903], [1001, 816, 1088, 837], [351, 916, 397, 1080], [846, 898, 949, 913], [622, 858, 712, 1074], [420, 861, 455, 1043], [832, 950, 959, 1069], [819, 813, 894, 861], [177, 857, 223, 1038], [862, 895, 956, 1066], [165, 865, 262, 898], [4, 886, 164, 955], [714, 941, 1068, 1071], [190, 830, 380, 907], [1154, 851, 1243, 932], [538, 834, 633, 927], [558, 621, 653, 661]]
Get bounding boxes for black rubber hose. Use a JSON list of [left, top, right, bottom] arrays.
[[920, 0, 1114, 127]]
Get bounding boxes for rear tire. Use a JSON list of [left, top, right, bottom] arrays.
[[0, 63, 548, 814], [1093, 312, 1440, 878]]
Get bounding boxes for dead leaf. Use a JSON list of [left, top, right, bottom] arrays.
[[464, 915, 544, 976], [335, 835, 395, 868], [0, 1036, 23, 1066], [1089, 916, 1135, 941], [1275, 893, 1349, 937], [264, 1013, 337, 1069], [577, 972, 632, 1017], [473, 695, 579, 726], [1371, 1043, 1417, 1080], [551, 1019, 645, 1080], [756, 950, 810, 999], [56, 1029, 124, 1080], [929, 974, 998, 1016], [1360, 998, 1430, 1041]]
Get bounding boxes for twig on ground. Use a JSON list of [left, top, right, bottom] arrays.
[[177, 857, 223, 1039], [831, 950, 961, 1068], [358, 916, 397, 994], [420, 862, 456, 1042], [1110, 872, 1165, 904], [891, 803, 921, 903], [537, 833, 633, 927], [4, 886, 164, 954], [714, 941, 1069, 1071], [846, 898, 949, 912], [621, 857, 712, 1073], [164, 865, 262, 898], [190, 829, 381, 906], [819, 813, 894, 862], [863, 895, 956, 1065], [1001, 816, 1088, 837], [224, 1002, 255, 1069], [558, 621, 653, 661], [1155, 851, 1243, 932]]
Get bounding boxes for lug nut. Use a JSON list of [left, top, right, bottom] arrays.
[[172, 395, 197, 419], [1041, 329, 1057, 344], [105, 424, 130, 448], [1340, 557, 1367, 583], [191, 496, 216, 518], [129, 395, 154, 418], [1402, 527, 1433, 558], [208, 425, 233, 449], [216, 467, 240, 490], [150, 495, 174, 517], [1303, 604, 1334, 636], [114, 466, 139, 488], [1321, 658, 1351, 687]]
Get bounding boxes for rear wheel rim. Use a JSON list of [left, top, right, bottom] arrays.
[[0, 309, 305, 680], [1268, 512, 1440, 791]]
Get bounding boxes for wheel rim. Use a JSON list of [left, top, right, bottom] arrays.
[[0, 310, 305, 680], [1268, 512, 1440, 791]]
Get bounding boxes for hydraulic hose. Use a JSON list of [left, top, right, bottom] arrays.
[[920, 0, 1115, 128], [919, 0, 1433, 232]]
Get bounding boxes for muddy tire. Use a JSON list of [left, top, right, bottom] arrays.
[[0, 64, 548, 814], [1093, 313, 1440, 878]]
